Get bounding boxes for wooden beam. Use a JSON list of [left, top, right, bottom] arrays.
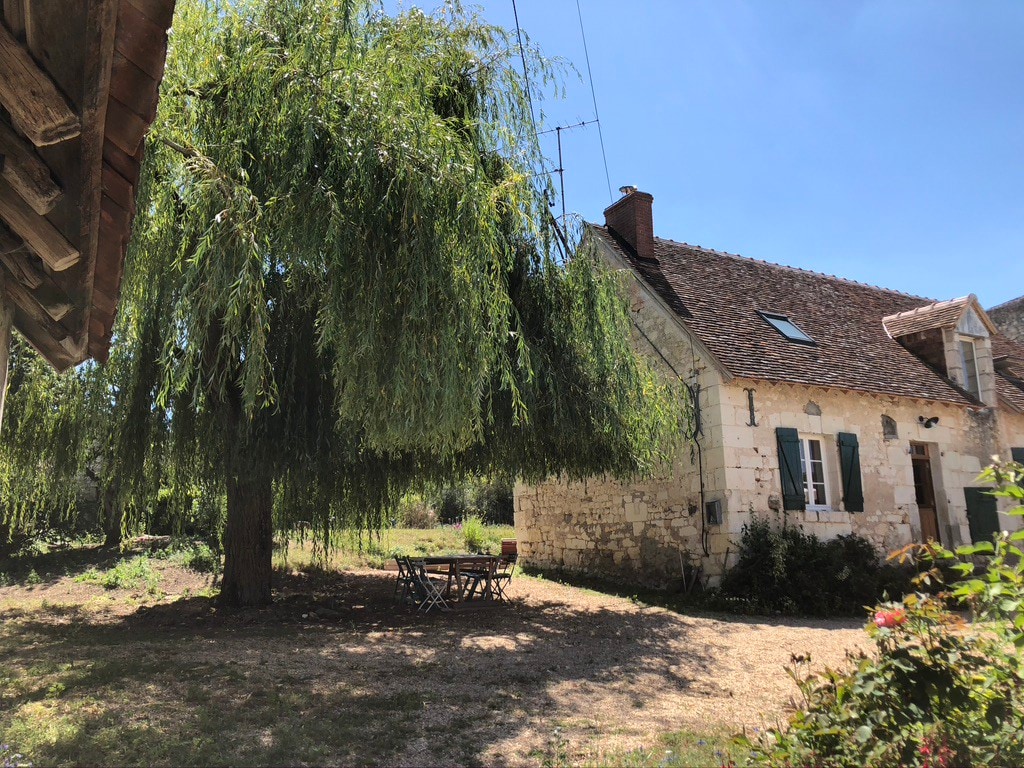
[[0, 222, 22, 254], [0, 230, 72, 320], [1, 262, 69, 342], [2, 0, 25, 39], [33, 278, 72, 321], [0, 21, 81, 146], [0, 250, 42, 289], [0, 271, 12, 435], [0, 177, 79, 270], [0, 120, 62, 214]]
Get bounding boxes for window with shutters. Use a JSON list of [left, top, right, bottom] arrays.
[[799, 437, 832, 510]]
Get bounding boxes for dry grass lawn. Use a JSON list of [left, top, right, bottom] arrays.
[[0, 543, 870, 766]]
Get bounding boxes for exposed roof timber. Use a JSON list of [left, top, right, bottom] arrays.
[[0, 20, 81, 146], [0, 120, 63, 214], [0, 250, 42, 289], [1, 261, 73, 347], [0, 178, 79, 270], [0, 0, 175, 370]]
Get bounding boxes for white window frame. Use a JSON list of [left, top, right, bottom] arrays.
[[959, 338, 981, 400], [799, 436, 832, 511]]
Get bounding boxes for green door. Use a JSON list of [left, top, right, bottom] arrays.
[[964, 487, 1000, 544]]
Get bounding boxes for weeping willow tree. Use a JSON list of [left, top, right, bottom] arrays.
[[0, 0, 690, 605]]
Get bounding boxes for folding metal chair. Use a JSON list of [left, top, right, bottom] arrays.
[[407, 558, 450, 613], [393, 556, 415, 605], [491, 553, 517, 602]]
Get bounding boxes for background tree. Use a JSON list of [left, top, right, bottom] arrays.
[[1, 0, 689, 605]]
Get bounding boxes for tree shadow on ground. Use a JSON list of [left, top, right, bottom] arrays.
[[0, 567, 730, 767], [0, 543, 130, 586], [522, 566, 866, 631]]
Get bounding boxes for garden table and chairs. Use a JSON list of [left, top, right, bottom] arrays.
[[394, 552, 517, 612]]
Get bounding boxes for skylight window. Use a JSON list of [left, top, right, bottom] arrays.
[[758, 311, 815, 344]]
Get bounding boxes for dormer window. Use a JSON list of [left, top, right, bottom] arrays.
[[960, 339, 981, 399], [759, 312, 815, 344]]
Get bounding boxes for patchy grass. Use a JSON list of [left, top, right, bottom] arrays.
[[74, 556, 162, 593], [530, 727, 736, 767], [276, 524, 515, 571]]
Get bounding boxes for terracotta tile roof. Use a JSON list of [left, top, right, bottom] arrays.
[[997, 376, 1024, 413], [993, 335, 1024, 412], [591, 224, 979, 405], [882, 297, 971, 338]]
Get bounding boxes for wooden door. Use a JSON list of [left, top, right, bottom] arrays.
[[911, 444, 941, 543]]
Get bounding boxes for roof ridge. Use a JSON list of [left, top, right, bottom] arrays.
[[988, 294, 1024, 312], [883, 296, 971, 320], [651, 235, 935, 303]]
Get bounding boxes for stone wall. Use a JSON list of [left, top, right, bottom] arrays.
[[990, 297, 1024, 344], [716, 381, 1023, 553]]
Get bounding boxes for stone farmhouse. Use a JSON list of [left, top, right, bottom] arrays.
[[514, 188, 1024, 585]]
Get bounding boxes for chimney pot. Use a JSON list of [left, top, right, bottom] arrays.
[[604, 187, 655, 262]]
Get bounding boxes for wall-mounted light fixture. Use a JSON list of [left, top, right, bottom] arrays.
[[918, 416, 939, 429]]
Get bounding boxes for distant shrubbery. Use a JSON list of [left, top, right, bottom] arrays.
[[714, 517, 914, 617], [396, 478, 514, 528]]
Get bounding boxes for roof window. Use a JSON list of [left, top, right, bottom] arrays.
[[758, 311, 815, 344]]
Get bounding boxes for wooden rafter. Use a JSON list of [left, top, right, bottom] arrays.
[[0, 249, 42, 289], [0, 178, 79, 270], [0, 120, 63, 215], [0, 219, 76, 325], [0, 261, 71, 344], [0, 21, 81, 146]]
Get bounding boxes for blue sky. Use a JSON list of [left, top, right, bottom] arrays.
[[410, 1, 1024, 307]]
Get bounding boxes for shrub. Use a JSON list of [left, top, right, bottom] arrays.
[[75, 555, 161, 592], [395, 494, 436, 529], [741, 460, 1024, 767], [430, 478, 514, 526], [717, 517, 914, 616], [166, 541, 220, 574], [462, 515, 491, 553]]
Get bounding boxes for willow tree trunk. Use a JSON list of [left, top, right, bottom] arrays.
[[219, 454, 274, 606], [101, 485, 123, 548]]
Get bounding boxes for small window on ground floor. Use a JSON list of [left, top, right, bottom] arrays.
[[799, 436, 831, 509]]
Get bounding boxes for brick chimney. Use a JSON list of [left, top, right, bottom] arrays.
[[603, 186, 655, 262]]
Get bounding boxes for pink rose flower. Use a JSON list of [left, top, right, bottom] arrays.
[[874, 609, 906, 628]]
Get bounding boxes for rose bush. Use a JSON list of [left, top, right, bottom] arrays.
[[738, 459, 1024, 767]]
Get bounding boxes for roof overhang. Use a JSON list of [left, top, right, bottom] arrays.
[[0, 0, 174, 371]]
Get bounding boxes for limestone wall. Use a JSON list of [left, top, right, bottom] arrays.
[[717, 380, 1022, 551]]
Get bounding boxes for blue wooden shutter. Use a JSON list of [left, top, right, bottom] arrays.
[[964, 487, 1000, 544], [1011, 447, 1024, 465], [837, 432, 864, 512], [776, 427, 805, 511]]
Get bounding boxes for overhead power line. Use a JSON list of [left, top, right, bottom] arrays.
[[510, 0, 615, 235], [576, 0, 613, 203]]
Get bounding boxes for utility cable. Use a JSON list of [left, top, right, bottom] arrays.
[[511, 0, 539, 139], [576, 0, 613, 203]]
